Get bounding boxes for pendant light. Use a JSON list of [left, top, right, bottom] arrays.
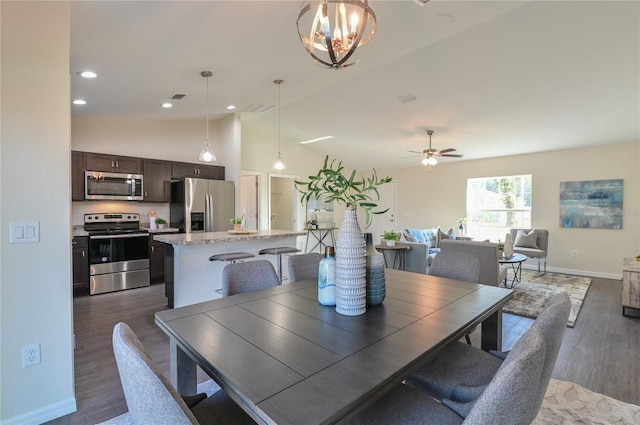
[[198, 71, 216, 162], [273, 79, 285, 170]]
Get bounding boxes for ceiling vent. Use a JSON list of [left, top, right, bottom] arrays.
[[170, 93, 186, 100], [397, 94, 417, 104], [239, 104, 275, 113]]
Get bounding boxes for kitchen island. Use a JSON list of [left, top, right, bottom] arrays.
[[154, 230, 305, 308]]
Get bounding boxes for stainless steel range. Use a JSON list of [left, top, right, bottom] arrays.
[[84, 213, 149, 295]]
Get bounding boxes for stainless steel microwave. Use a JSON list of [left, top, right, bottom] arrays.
[[85, 171, 144, 201]]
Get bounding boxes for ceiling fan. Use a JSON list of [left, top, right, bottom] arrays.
[[408, 129, 463, 170]]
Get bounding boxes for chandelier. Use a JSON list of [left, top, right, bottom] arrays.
[[297, 0, 376, 69]]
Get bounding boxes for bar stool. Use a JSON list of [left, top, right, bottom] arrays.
[[258, 246, 300, 283], [208, 252, 255, 263]]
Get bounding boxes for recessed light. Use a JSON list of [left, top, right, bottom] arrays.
[[73, 99, 87, 105], [299, 136, 334, 144], [77, 71, 97, 79], [226, 105, 236, 110], [162, 102, 173, 108]]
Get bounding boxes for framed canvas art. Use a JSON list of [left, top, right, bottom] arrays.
[[559, 179, 623, 229]]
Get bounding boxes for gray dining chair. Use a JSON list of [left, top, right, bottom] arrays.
[[429, 250, 481, 344], [112, 322, 255, 425], [221, 260, 280, 297], [405, 292, 571, 407], [287, 252, 323, 283], [346, 326, 546, 425]]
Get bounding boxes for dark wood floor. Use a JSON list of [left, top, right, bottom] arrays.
[[46, 276, 639, 425]]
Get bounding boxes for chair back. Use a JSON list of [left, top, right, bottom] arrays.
[[112, 322, 198, 425], [222, 260, 279, 296], [531, 292, 571, 409], [428, 250, 480, 283], [439, 240, 502, 286], [463, 327, 546, 424], [288, 253, 323, 283]]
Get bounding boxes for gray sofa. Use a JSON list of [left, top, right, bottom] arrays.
[[402, 228, 471, 275]]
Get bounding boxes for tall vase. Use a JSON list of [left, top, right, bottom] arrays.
[[364, 233, 386, 306], [335, 207, 367, 316], [504, 233, 514, 258]]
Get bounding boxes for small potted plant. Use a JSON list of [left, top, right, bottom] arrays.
[[155, 217, 168, 229], [382, 230, 401, 246], [230, 216, 242, 231]]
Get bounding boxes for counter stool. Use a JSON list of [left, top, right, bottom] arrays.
[[209, 252, 255, 263], [258, 246, 300, 283]]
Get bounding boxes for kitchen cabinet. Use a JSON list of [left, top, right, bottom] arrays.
[[72, 236, 89, 295], [86, 152, 141, 174], [142, 159, 172, 202], [149, 234, 167, 283], [71, 151, 86, 201], [172, 161, 224, 180]]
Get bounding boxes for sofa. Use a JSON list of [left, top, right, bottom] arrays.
[[402, 228, 471, 275]]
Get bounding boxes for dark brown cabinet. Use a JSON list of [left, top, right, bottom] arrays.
[[85, 152, 141, 174], [142, 159, 172, 202], [149, 235, 166, 283], [72, 236, 89, 295], [172, 161, 224, 180], [71, 151, 86, 201]]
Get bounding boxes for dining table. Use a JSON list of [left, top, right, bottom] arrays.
[[155, 268, 513, 425]]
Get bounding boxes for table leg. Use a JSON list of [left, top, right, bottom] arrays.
[[170, 338, 197, 395], [481, 309, 503, 352]]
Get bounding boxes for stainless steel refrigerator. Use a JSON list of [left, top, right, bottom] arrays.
[[170, 178, 235, 233]]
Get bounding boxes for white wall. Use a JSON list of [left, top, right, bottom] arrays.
[[1, 2, 76, 423], [385, 141, 640, 278]]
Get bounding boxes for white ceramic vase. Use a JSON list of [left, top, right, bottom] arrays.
[[504, 233, 514, 257], [335, 207, 367, 316]]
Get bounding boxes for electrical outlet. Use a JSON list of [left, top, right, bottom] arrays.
[[22, 343, 41, 367], [572, 250, 578, 258]]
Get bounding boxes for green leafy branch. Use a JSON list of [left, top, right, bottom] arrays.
[[295, 156, 392, 227]]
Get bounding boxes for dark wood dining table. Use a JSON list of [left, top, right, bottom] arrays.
[[155, 268, 513, 425]]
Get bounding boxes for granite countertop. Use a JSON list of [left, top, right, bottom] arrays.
[[154, 229, 305, 246]]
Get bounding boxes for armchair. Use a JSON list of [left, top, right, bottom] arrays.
[[510, 228, 548, 275]]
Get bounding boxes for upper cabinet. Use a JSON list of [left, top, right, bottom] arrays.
[[142, 159, 172, 203], [172, 161, 224, 180], [85, 152, 141, 174], [71, 151, 86, 201]]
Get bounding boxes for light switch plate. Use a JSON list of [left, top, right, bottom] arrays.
[[9, 221, 40, 243]]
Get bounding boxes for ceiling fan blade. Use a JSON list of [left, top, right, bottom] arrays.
[[398, 154, 419, 159], [440, 153, 464, 158], [407, 150, 423, 155], [438, 148, 457, 154]]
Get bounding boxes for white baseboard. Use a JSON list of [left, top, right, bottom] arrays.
[[521, 263, 622, 280], [3, 397, 76, 425]]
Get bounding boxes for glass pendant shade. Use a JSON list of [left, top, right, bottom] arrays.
[[297, 0, 376, 69], [273, 79, 285, 170], [199, 71, 216, 162], [273, 154, 285, 170]]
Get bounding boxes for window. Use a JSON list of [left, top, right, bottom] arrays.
[[466, 175, 532, 242]]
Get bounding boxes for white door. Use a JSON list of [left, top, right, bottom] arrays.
[[370, 181, 396, 243]]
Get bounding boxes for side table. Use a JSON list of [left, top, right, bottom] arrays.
[[622, 258, 640, 316], [375, 244, 410, 271], [499, 253, 527, 288], [304, 227, 337, 254]]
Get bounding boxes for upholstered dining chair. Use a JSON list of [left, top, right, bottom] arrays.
[[346, 326, 546, 425], [112, 322, 256, 425], [287, 252, 323, 283], [404, 292, 571, 408], [429, 250, 481, 344], [221, 260, 280, 297]]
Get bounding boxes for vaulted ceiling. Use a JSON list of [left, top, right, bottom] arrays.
[[70, 1, 639, 170]]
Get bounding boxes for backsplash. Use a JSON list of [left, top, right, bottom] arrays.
[[72, 201, 170, 226]]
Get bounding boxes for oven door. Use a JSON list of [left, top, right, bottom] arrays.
[[89, 233, 149, 275]]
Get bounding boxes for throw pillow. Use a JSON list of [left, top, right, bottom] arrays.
[[437, 227, 456, 247], [404, 229, 426, 244], [514, 229, 538, 249]]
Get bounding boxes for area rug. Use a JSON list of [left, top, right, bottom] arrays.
[[502, 270, 592, 327], [534, 378, 640, 424]]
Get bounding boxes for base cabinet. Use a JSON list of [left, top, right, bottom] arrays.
[[150, 236, 166, 283], [622, 258, 640, 316], [72, 236, 89, 295]]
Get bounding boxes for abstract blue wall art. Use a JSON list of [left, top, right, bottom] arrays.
[[559, 179, 623, 229]]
